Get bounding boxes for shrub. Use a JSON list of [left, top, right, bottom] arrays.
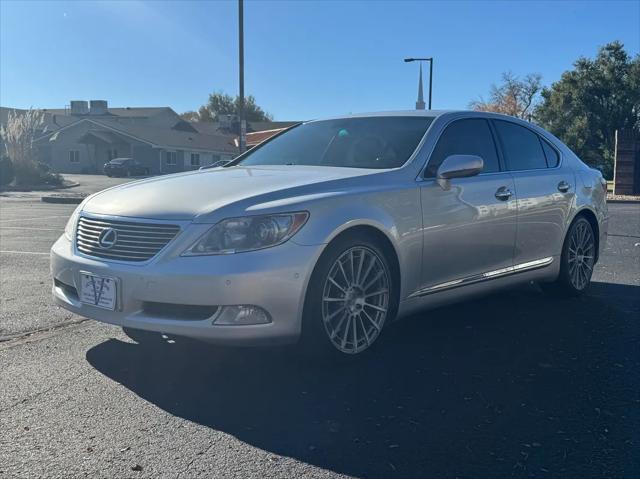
[[0, 156, 15, 186], [11, 159, 62, 187]]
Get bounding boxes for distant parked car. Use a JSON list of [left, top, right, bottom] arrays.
[[103, 158, 149, 177]]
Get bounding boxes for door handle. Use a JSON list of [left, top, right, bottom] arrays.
[[558, 181, 571, 193], [495, 187, 513, 201]]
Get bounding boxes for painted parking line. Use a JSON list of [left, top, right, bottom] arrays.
[[0, 227, 63, 231], [0, 250, 50, 255], [0, 215, 70, 224]]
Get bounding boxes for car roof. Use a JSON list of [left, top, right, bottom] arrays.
[[307, 110, 535, 123]]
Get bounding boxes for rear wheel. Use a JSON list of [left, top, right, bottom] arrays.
[[542, 216, 596, 297], [301, 233, 396, 359]]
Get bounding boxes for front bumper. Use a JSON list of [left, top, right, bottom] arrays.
[[51, 233, 322, 345]]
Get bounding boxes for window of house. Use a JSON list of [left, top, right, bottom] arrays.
[[107, 149, 118, 160], [494, 120, 547, 171], [211, 154, 221, 165], [190, 153, 200, 166], [166, 151, 177, 165], [425, 119, 500, 177], [540, 138, 560, 168], [69, 150, 80, 163]]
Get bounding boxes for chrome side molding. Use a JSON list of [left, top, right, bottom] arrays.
[[409, 257, 554, 298]]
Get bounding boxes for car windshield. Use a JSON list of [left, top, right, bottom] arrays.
[[110, 159, 129, 164], [236, 116, 433, 169]]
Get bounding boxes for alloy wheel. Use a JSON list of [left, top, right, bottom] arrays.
[[567, 220, 595, 291], [321, 246, 390, 354]]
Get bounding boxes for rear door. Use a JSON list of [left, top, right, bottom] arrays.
[[418, 118, 518, 292], [492, 120, 575, 266]]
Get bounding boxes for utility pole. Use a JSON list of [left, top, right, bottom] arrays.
[[238, 0, 246, 153]]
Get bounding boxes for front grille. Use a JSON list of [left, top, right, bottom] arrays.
[[76, 216, 180, 262]]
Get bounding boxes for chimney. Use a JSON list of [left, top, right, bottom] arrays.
[[70, 100, 89, 115], [89, 100, 108, 115]]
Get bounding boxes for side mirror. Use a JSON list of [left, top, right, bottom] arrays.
[[436, 154, 483, 189]]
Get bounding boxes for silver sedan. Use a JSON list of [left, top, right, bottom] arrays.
[[50, 111, 608, 357]]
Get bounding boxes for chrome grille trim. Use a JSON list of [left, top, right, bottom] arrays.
[[75, 216, 180, 262]]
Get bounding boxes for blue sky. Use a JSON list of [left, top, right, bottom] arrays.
[[1, 0, 638, 120]]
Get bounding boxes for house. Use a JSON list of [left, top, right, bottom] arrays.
[[2, 101, 238, 174]]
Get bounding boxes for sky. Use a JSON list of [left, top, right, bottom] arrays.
[[1, 0, 638, 120]]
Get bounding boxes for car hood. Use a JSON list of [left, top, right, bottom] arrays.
[[82, 165, 380, 221]]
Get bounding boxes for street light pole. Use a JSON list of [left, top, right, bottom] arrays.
[[238, 0, 246, 154], [404, 57, 433, 110], [428, 58, 433, 110]]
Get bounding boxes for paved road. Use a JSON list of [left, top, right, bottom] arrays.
[[0, 174, 139, 201], [0, 201, 638, 478]]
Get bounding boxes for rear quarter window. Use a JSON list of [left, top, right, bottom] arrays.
[[494, 120, 547, 171], [540, 138, 560, 167]]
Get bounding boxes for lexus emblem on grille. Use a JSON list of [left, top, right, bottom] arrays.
[[98, 228, 118, 249]]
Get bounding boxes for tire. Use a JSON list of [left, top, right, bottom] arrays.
[[541, 216, 596, 297], [300, 232, 398, 360]]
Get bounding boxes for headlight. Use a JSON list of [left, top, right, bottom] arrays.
[[183, 212, 309, 255], [63, 202, 86, 240]]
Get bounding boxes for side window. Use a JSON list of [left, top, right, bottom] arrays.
[[425, 119, 500, 177], [540, 138, 560, 167], [494, 120, 547, 171]]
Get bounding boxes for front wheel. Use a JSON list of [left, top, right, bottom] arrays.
[[301, 234, 396, 358], [541, 216, 596, 297]]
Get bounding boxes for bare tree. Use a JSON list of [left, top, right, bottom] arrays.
[[470, 72, 542, 119], [0, 108, 45, 165]]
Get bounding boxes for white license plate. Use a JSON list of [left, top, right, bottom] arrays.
[[79, 273, 117, 310]]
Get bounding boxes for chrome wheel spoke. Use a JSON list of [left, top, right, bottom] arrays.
[[323, 296, 346, 303], [364, 302, 387, 313], [365, 288, 388, 298], [355, 250, 365, 284], [363, 270, 384, 292], [328, 276, 347, 293]]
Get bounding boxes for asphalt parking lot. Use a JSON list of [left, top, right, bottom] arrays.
[[0, 182, 638, 478]]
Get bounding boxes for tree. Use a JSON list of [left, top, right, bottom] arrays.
[[470, 72, 542, 119], [179, 110, 199, 122], [183, 91, 273, 123], [0, 108, 61, 186], [535, 41, 640, 178]]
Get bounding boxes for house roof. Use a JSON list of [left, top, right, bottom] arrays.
[[41, 106, 176, 118], [188, 120, 301, 135], [35, 117, 238, 154], [245, 128, 288, 147]]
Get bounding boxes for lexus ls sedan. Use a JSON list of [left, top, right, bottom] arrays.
[[51, 111, 608, 357]]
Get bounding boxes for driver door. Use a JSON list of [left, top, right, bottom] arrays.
[[418, 118, 517, 293]]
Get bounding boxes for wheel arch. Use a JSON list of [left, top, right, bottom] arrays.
[[304, 223, 402, 322]]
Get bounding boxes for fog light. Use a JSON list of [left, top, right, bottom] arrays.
[[213, 305, 271, 325]]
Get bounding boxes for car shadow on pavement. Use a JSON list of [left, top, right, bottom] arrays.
[[86, 281, 639, 478]]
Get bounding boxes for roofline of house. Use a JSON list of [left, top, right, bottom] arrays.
[[34, 118, 237, 154]]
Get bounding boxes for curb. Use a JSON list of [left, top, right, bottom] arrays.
[[607, 199, 640, 205], [0, 181, 80, 193], [41, 196, 85, 204]]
